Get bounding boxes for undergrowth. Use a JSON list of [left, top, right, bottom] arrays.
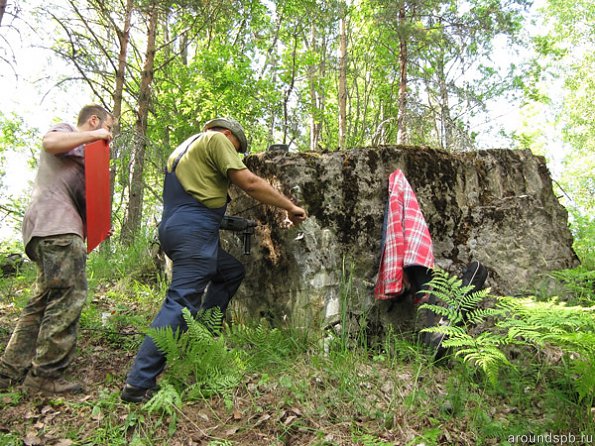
[[1, 230, 594, 445]]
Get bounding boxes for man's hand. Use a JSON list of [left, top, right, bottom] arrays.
[[92, 128, 113, 142], [287, 205, 307, 225]]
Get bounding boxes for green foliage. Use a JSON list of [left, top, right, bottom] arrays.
[[227, 322, 307, 372], [0, 433, 21, 446], [0, 391, 22, 408], [351, 432, 394, 446], [78, 389, 142, 445], [550, 266, 595, 305], [147, 308, 246, 401], [497, 298, 595, 405], [0, 112, 39, 238], [421, 266, 595, 406], [2, 254, 595, 442], [143, 383, 182, 436], [420, 269, 511, 384], [86, 228, 162, 284]]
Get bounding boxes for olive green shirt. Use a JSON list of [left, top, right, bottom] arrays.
[[167, 131, 246, 208]]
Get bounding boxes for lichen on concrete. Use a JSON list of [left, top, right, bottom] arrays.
[[222, 146, 579, 333]]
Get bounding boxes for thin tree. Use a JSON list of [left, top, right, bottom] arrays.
[[120, 2, 158, 243], [0, 0, 7, 27], [396, 3, 408, 144], [338, 7, 347, 150]]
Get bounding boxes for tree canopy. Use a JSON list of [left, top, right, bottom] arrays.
[[0, 0, 593, 244]]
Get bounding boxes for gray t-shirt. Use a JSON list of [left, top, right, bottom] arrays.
[[22, 123, 86, 259]]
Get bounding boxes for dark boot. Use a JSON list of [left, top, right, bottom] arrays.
[[120, 383, 156, 403]]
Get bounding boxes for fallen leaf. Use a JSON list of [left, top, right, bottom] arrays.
[[254, 413, 271, 426], [41, 405, 55, 415], [283, 415, 297, 425], [289, 407, 302, 416], [23, 433, 43, 446]]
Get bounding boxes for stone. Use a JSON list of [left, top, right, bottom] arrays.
[[220, 146, 578, 333]]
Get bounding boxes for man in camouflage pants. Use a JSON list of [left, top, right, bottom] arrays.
[[0, 104, 113, 395]]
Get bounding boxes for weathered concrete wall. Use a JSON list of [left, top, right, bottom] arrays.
[[222, 146, 579, 332]]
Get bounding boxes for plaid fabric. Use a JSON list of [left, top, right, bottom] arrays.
[[374, 169, 435, 300]]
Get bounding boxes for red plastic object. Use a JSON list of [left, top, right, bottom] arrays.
[[84, 140, 111, 253]]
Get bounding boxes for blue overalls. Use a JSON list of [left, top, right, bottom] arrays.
[[125, 165, 245, 390]]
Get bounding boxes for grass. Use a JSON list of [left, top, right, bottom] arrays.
[[0, 235, 594, 445]]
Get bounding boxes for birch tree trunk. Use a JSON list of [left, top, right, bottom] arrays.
[[396, 5, 408, 145], [438, 57, 452, 150], [338, 13, 347, 150], [308, 24, 320, 151]]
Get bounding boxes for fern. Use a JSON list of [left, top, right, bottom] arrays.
[[143, 382, 182, 435], [550, 267, 595, 306], [226, 323, 303, 371], [419, 268, 511, 384], [147, 308, 246, 401], [420, 270, 493, 328], [497, 299, 595, 403]]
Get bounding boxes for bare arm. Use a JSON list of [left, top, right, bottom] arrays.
[[42, 128, 112, 155], [228, 168, 307, 225]]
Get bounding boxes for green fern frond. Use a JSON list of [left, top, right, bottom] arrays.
[[147, 326, 185, 361], [227, 323, 301, 371], [457, 288, 491, 312], [456, 345, 510, 384], [550, 332, 595, 355], [421, 324, 467, 339], [193, 307, 225, 337], [143, 382, 182, 416], [421, 268, 512, 383], [424, 269, 489, 313], [572, 358, 595, 402], [441, 333, 475, 349], [424, 270, 464, 308], [147, 308, 246, 401], [495, 296, 523, 312], [418, 303, 461, 323], [465, 307, 504, 325]]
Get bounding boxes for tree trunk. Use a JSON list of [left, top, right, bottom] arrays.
[[396, 5, 408, 145], [438, 58, 452, 150], [282, 33, 298, 145], [110, 0, 134, 196], [308, 24, 320, 151], [121, 4, 158, 244], [338, 12, 347, 150], [0, 0, 7, 27]]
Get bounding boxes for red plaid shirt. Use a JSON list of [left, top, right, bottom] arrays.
[[374, 169, 435, 300]]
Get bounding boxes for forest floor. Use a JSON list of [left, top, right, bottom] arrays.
[[0, 270, 594, 446]]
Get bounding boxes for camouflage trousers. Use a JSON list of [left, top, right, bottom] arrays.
[[0, 234, 87, 380]]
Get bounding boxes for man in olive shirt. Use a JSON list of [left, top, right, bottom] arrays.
[[122, 117, 307, 402], [0, 104, 113, 394]]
